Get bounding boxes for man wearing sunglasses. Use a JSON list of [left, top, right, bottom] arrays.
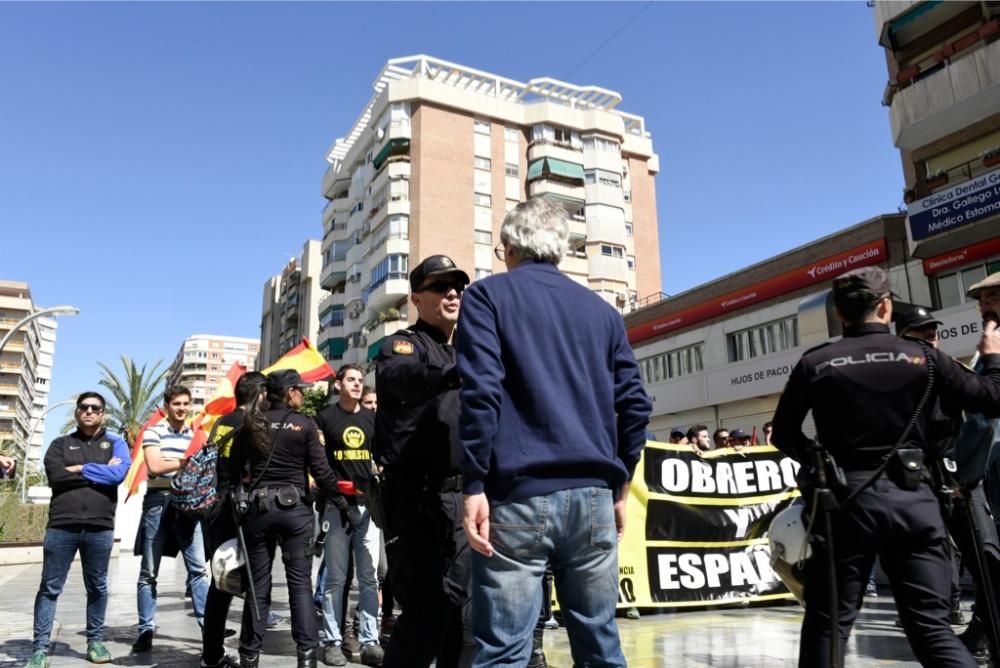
[[25, 392, 131, 668], [456, 197, 651, 667], [375, 254, 475, 668]]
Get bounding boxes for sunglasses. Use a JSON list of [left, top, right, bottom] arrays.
[[77, 404, 104, 414], [419, 281, 465, 295]]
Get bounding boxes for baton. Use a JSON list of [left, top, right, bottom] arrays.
[[960, 490, 1000, 663], [810, 449, 842, 668], [235, 515, 261, 623]]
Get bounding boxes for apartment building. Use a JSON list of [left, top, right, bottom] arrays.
[[166, 334, 260, 411], [259, 239, 323, 368], [0, 281, 57, 468], [874, 1, 1000, 310], [316, 55, 661, 368]]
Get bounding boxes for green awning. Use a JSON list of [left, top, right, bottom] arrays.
[[373, 138, 410, 170], [889, 0, 943, 34], [527, 159, 545, 180], [321, 337, 347, 359], [545, 158, 585, 180], [367, 337, 385, 361]]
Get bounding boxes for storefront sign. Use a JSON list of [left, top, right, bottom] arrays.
[[935, 303, 984, 359], [908, 168, 1000, 241], [629, 240, 886, 344], [922, 236, 1000, 275], [704, 350, 801, 405]]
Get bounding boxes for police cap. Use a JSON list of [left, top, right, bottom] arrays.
[[832, 267, 890, 306], [966, 271, 1000, 300], [266, 369, 313, 395], [892, 301, 941, 334], [409, 255, 470, 292]]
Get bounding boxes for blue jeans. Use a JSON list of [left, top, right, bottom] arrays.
[[470, 486, 625, 667], [137, 492, 209, 632], [33, 525, 114, 652], [321, 504, 381, 645]]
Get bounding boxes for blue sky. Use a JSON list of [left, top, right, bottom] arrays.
[[0, 1, 902, 446]]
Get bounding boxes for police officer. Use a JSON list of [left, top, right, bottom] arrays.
[[229, 370, 345, 668], [199, 371, 267, 668], [772, 267, 1000, 668], [374, 254, 474, 668]]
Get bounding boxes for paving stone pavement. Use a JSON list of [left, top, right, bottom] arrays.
[[0, 555, 937, 667]]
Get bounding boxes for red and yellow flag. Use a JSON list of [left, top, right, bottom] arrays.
[[184, 362, 248, 456], [262, 337, 336, 383], [124, 407, 166, 500]]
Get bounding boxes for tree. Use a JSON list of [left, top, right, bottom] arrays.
[[93, 355, 170, 444], [299, 388, 331, 417]]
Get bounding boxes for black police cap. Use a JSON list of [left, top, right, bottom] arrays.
[[892, 301, 942, 334], [832, 267, 890, 303], [409, 255, 471, 292], [266, 369, 312, 395]]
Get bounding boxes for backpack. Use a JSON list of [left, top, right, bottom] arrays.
[[171, 428, 238, 521]]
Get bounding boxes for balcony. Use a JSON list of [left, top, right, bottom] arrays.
[[369, 160, 411, 200], [588, 254, 628, 283], [527, 141, 583, 165], [322, 166, 350, 201], [370, 197, 410, 232], [888, 30, 1000, 150], [373, 138, 410, 171], [365, 318, 408, 346], [366, 277, 409, 313], [367, 235, 410, 268], [560, 254, 588, 276], [586, 213, 627, 246], [372, 120, 412, 163], [528, 179, 585, 203], [320, 256, 347, 291], [585, 182, 624, 208]]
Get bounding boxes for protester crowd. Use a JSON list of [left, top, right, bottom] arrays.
[[21, 196, 1000, 668]]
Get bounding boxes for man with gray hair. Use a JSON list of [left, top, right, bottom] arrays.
[[456, 197, 651, 666]]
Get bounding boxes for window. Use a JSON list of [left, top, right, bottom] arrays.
[[638, 344, 705, 384], [625, 223, 633, 237], [585, 172, 596, 185], [932, 258, 1000, 309], [475, 193, 492, 208], [627, 255, 635, 270], [369, 254, 409, 290], [505, 163, 519, 178], [600, 244, 624, 258], [474, 156, 492, 170], [474, 119, 491, 134], [475, 269, 492, 280], [474, 230, 492, 245], [504, 127, 519, 142], [584, 169, 621, 187], [727, 316, 799, 363]]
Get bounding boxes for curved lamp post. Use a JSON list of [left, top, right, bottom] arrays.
[[20, 398, 76, 502]]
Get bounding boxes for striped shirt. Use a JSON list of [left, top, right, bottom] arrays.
[[143, 421, 193, 488]]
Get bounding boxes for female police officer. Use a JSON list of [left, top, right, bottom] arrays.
[[229, 370, 348, 668]]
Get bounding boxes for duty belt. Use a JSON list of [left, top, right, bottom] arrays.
[[385, 471, 462, 494]]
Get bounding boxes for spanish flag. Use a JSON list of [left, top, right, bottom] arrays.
[[123, 407, 166, 500], [262, 337, 336, 383], [183, 362, 248, 456]]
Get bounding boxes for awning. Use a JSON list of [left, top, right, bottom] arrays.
[[367, 337, 385, 361], [545, 158, 585, 181], [527, 159, 545, 180], [373, 138, 410, 170], [321, 337, 347, 359]]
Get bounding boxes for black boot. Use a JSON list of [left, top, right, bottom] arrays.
[[527, 623, 547, 668], [959, 616, 989, 664], [238, 651, 259, 668], [297, 647, 318, 668]]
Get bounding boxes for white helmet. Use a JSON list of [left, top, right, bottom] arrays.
[[211, 538, 245, 597], [768, 498, 811, 604]]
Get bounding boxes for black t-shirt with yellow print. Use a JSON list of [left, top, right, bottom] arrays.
[[314, 402, 376, 497]]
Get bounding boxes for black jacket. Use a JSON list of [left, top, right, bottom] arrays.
[[374, 319, 463, 479], [772, 323, 1000, 470], [45, 428, 131, 530]]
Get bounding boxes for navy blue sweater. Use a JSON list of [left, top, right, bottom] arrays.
[[455, 261, 651, 502]]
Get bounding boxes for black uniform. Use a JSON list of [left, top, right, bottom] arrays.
[[200, 408, 245, 666], [229, 403, 342, 658], [375, 319, 472, 668], [772, 322, 1000, 667]]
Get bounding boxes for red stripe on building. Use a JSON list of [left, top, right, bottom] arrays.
[[628, 239, 887, 344], [922, 237, 1000, 275]]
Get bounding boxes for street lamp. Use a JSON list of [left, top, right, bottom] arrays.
[[0, 305, 80, 358], [19, 398, 76, 502]]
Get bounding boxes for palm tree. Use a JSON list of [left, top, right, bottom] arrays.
[[95, 355, 170, 444]]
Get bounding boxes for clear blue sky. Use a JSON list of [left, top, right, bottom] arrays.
[[0, 1, 902, 447]]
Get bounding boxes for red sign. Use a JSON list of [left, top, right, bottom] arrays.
[[922, 237, 1000, 275], [628, 239, 887, 344]]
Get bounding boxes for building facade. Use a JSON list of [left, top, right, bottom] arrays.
[[875, 1, 1000, 302], [316, 55, 661, 368], [166, 334, 260, 411], [259, 239, 323, 368], [0, 281, 57, 469], [620, 214, 986, 439]]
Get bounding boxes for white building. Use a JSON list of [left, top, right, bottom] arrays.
[[166, 334, 260, 411]]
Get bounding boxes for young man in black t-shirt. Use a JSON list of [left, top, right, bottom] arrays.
[[315, 365, 382, 667]]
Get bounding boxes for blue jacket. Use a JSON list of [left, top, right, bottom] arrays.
[[456, 261, 651, 502], [45, 428, 131, 529]]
